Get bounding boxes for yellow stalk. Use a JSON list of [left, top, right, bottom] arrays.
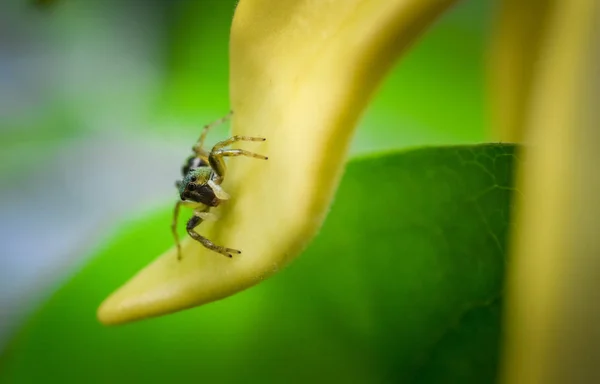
[[501, 1, 600, 382], [487, 0, 557, 142]]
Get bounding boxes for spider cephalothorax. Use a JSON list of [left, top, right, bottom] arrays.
[[172, 111, 268, 260], [178, 167, 220, 207]]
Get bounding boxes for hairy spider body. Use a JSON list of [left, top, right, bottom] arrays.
[[178, 167, 220, 207], [172, 111, 267, 260]]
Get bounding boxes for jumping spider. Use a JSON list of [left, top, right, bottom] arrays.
[[172, 111, 267, 260]]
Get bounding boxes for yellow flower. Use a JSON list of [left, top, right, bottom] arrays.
[[97, 0, 457, 325]]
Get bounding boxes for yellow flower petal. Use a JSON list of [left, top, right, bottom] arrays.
[[97, 0, 457, 325]]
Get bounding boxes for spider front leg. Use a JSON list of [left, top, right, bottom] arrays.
[[208, 136, 268, 180], [212, 135, 266, 151], [192, 111, 233, 157], [186, 213, 241, 258]]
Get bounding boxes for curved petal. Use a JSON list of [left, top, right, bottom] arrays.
[[97, 0, 457, 325]]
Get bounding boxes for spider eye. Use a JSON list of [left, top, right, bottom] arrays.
[[190, 176, 197, 182], [187, 183, 196, 191]]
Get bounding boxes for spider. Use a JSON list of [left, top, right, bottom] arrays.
[[172, 111, 268, 260]]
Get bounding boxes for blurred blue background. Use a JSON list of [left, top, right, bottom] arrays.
[[0, 0, 494, 351]]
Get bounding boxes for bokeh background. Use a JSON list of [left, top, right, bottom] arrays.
[[0, 0, 495, 366]]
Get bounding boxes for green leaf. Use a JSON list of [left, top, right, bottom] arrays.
[[1, 144, 516, 383]]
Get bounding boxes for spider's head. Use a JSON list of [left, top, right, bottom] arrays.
[[177, 167, 219, 207]]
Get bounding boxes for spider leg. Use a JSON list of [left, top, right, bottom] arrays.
[[192, 111, 234, 156], [186, 214, 240, 258], [196, 210, 219, 221], [209, 148, 268, 180], [212, 135, 266, 151]]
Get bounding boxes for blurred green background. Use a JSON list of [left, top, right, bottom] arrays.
[[0, 0, 503, 382]]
